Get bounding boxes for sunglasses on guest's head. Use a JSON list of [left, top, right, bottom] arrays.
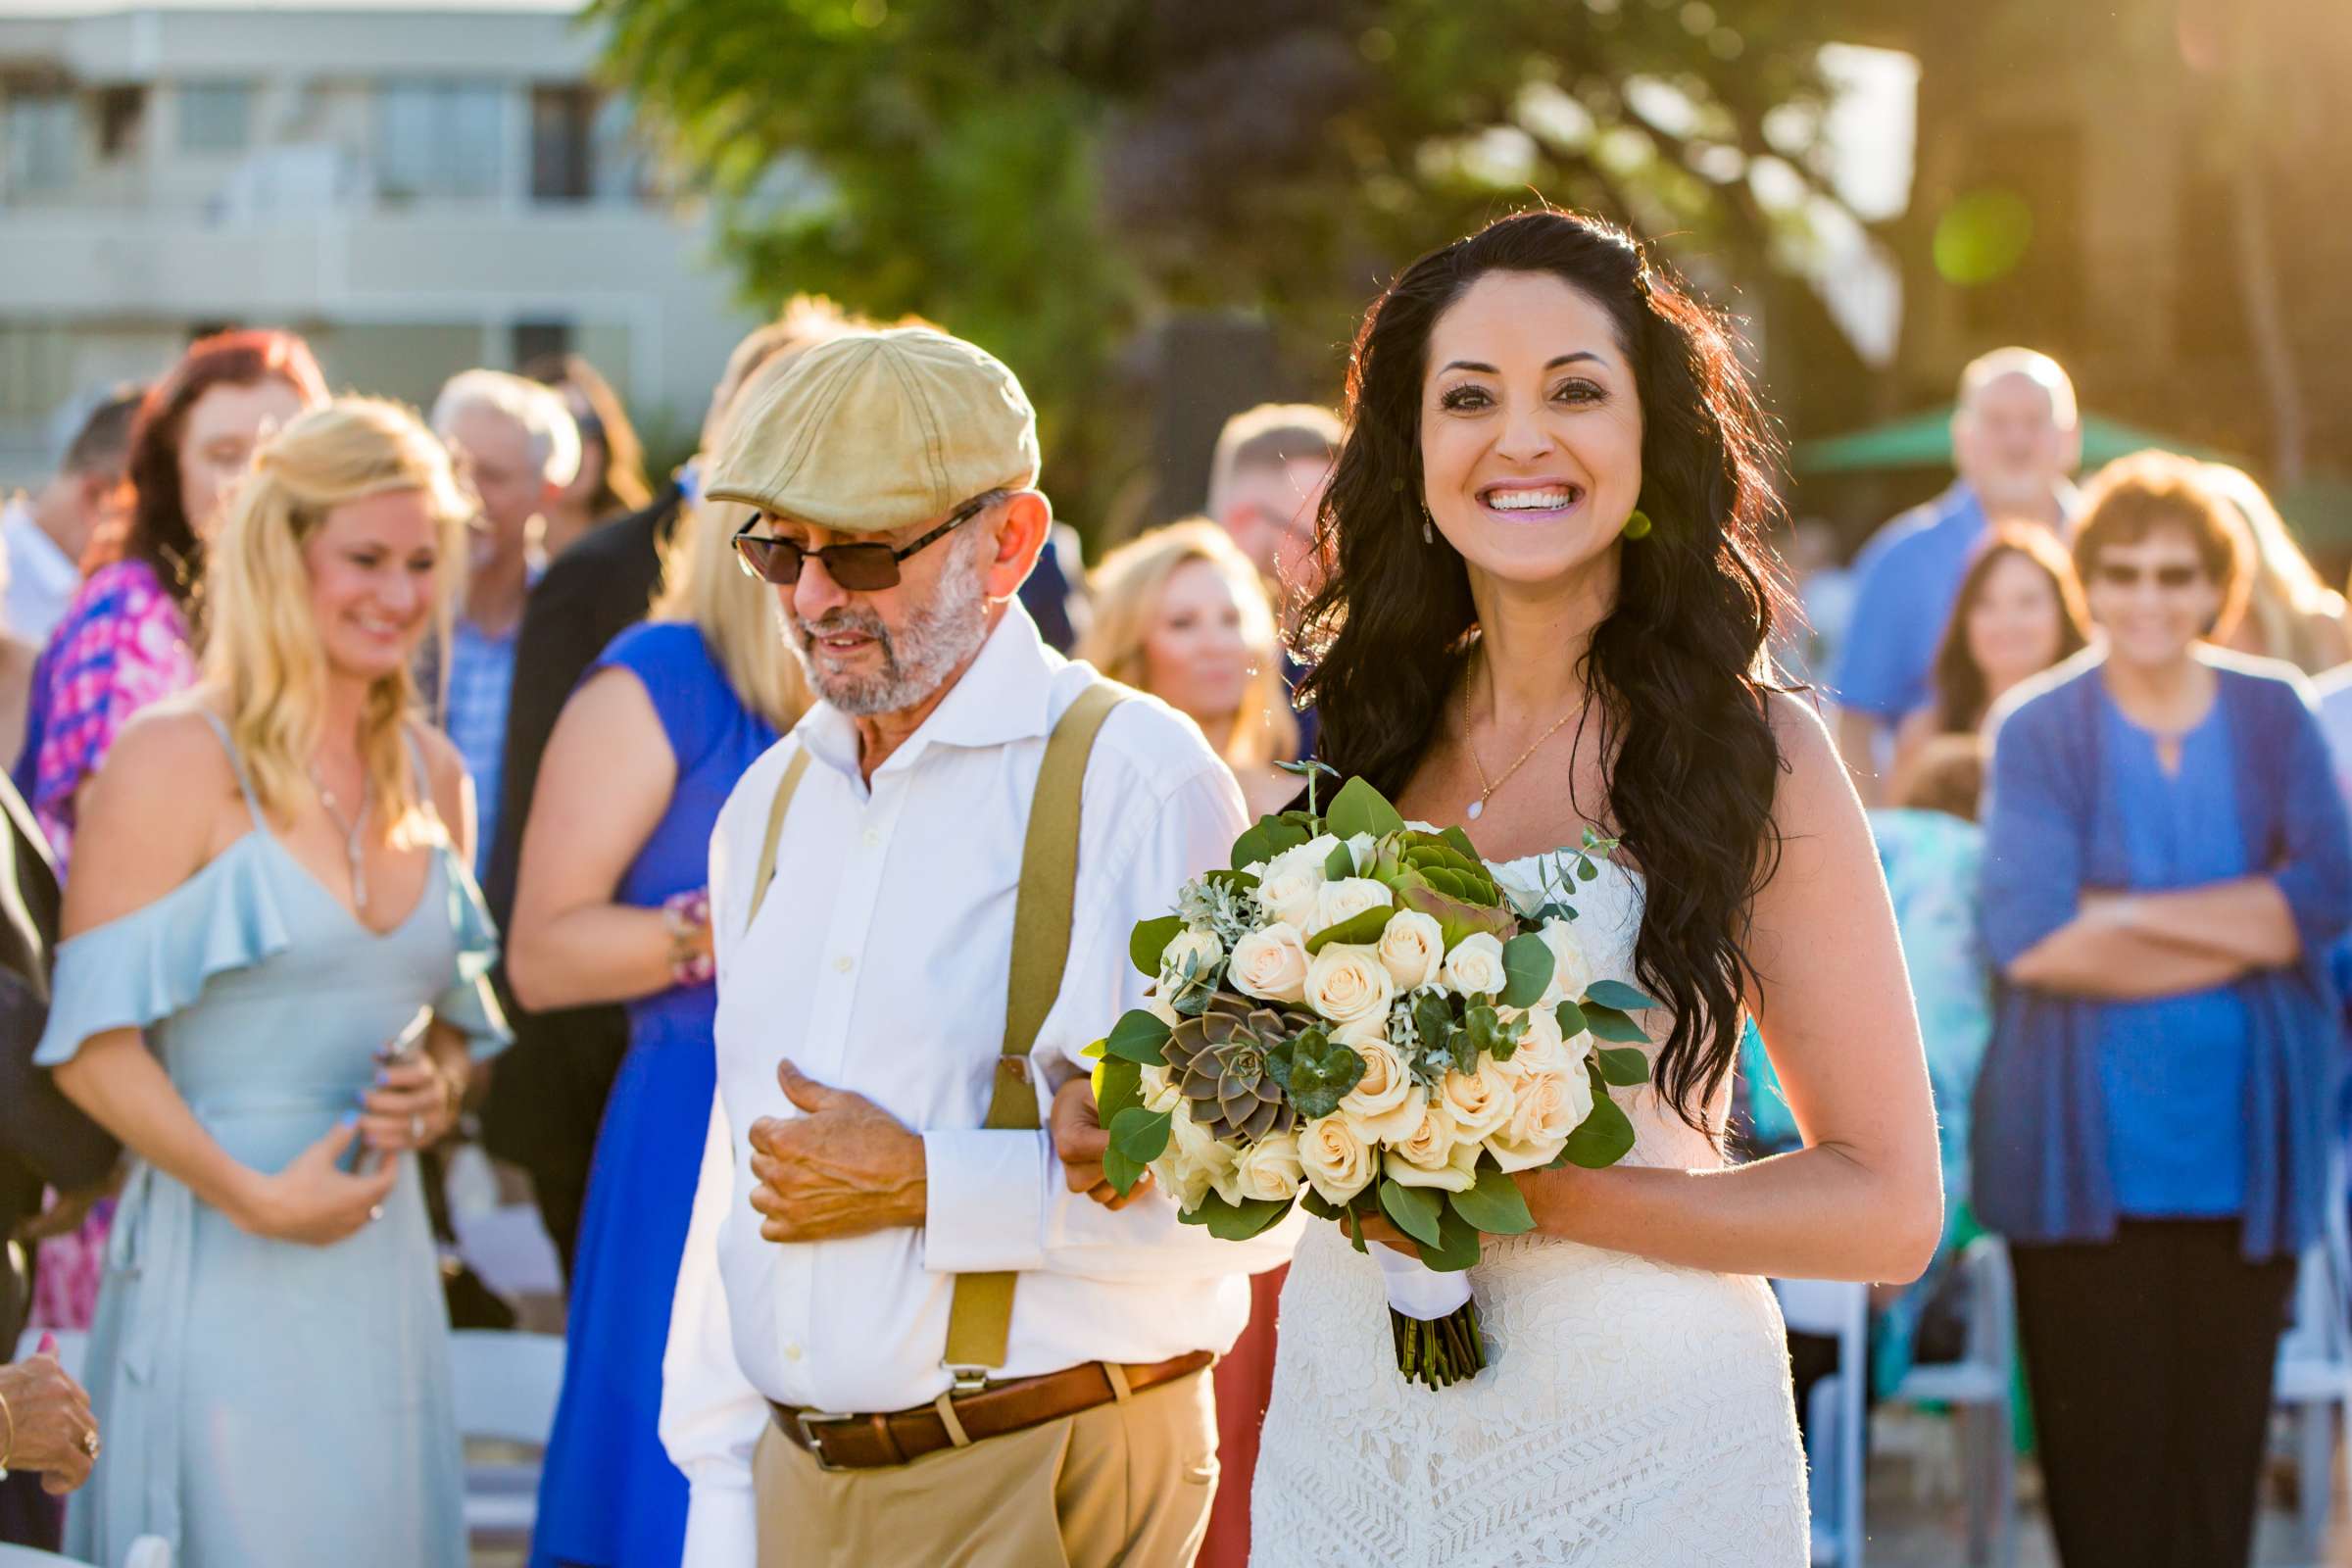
[[731, 492, 999, 591], [2093, 561, 2205, 591]]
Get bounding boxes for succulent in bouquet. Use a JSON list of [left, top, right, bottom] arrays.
[[1084, 763, 1659, 1390]]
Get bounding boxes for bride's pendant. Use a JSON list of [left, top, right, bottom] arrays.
[[1465, 799, 1485, 821]]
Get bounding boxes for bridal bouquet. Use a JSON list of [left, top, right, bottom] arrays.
[[1087, 766, 1655, 1389]]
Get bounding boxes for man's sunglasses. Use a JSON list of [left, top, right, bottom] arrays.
[[2094, 562, 2205, 591], [732, 493, 998, 591]]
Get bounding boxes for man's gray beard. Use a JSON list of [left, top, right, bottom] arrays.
[[783, 530, 993, 717]]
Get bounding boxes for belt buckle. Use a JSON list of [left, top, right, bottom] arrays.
[[795, 1409, 855, 1473], [943, 1362, 990, 1396]]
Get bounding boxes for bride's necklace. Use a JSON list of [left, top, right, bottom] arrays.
[[1459, 680, 1588, 822], [310, 761, 374, 911]]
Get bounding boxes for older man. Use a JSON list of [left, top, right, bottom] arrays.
[[427, 368, 579, 877], [661, 328, 1293, 1567], [1830, 347, 2082, 799]]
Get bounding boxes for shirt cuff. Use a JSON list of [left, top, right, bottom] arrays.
[[681, 1479, 760, 1568], [920, 1127, 1050, 1274]]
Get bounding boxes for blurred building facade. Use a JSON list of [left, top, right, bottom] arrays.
[[0, 0, 758, 485]]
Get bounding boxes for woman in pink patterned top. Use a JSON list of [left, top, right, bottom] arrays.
[[16, 329, 326, 1330]]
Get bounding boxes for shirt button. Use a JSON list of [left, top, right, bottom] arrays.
[[833, 955, 854, 974], [784, 1344, 803, 1362]]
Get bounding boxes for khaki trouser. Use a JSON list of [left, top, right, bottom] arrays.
[[754, 1368, 1218, 1568]]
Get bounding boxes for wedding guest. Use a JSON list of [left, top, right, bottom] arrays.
[[1978, 450, 2352, 1568], [36, 399, 509, 1567], [1886, 525, 2088, 801], [0, 387, 141, 646], [0, 1341, 96, 1501], [481, 299, 865, 1280], [18, 330, 326, 864], [427, 369, 580, 881], [2208, 463, 2351, 674], [523, 353, 654, 557], [661, 327, 1295, 1567], [1205, 404, 1340, 756], [514, 408, 811, 1567], [1078, 519, 1300, 816], [1833, 348, 2081, 800]]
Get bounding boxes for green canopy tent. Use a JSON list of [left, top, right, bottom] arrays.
[[1792, 406, 2233, 475]]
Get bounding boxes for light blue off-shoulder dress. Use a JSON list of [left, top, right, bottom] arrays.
[[33, 712, 510, 1568]]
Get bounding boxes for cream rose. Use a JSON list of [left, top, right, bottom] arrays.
[[1440, 1059, 1516, 1142], [1303, 943, 1395, 1026], [1334, 1029, 1418, 1137], [1375, 908, 1446, 992], [1232, 1131, 1305, 1201], [1227, 922, 1310, 1004], [1157, 925, 1224, 987], [1442, 931, 1508, 998], [1346, 831, 1378, 873], [1310, 876, 1394, 939], [1138, 1063, 1180, 1114], [1143, 992, 1183, 1030], [1486, 1065, 1595, 1172], [1498, 1004, 1576, 1080], [1298, 1114, 1379, 1204], [1256, 837, 1340, 929], [1383, 1131, 1481, 1193], [1156, 1102, 1241, 1209], [1387, 1097, 1460, 1172], [1538, 917, 1597, 1006]]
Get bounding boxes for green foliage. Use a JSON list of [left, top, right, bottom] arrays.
[[1583, 979, 1659, 1013], [1553, 999, 1589, 1040], [1326, 777, 1407, 841], [1580, 1004, 1652, 1046], [1414, 1203, 1484, 1273], [1497, 932, 1555, 1009], [1095, 1055, 1144, 1124], [1103, 1007, 1172, 1065], [1558, 1062, 1638, 1168], [1593, 1046, 1651, 1087], [1447, 1163, 1537, 1235], [1322, 841, 1357, 881], [1378, 1177, 1444, 1248], [1231, 815, 1311, 873], [1178, 1191, 1295, 1241], [1303, 904, 1394, 955], [1265, 1024, 1368, 1119], [1129, 915, 1184, 978]]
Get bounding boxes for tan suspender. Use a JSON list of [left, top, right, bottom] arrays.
[[738, 683, 1128, 1389]]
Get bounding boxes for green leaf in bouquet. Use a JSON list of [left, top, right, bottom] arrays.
[[1583, 979, 1659, 1013], [1413, 1204, 1484, 1272], [1104, 1145, 1147, 1196], [1577, 858, 1599, 882], [1107, 1105, 1174, 1164], [1297, 1188, 1341, 1221], [1321, 841, 1355, 881], [1553, 999, 1589, 1040], [1559, 1065, 1638, 1168], [1128, 915, 1185, 978], [1104, 1008, 1174, 1065], [1377, 1177, 1444, 1248], [1177, 1191, 1296, 1241], [1464, 1003, 1510, 1063], [1230, 816, 1310, 872], [1580, 1004, 1651, 1045], [1303, 904, 1393, 955], [1095, 1055, 1144, 1124], [1397, 883, 1518, 956], [1275, 758, 1340, 815], [1498, 932, 1556, 1009], [1264, 1024, 1366, 1119], [1326, 775, 1407, 841], [1203, 867, 1260, 896], [1593, 1046, 1650, 1087], [1447, 1162, 1537, 1235], [1438, 823, 1482, 861]]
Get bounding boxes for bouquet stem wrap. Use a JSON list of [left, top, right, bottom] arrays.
[[1374, 1245, 1486, 1388]]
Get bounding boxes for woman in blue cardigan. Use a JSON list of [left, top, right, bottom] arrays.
[[1977, 450, 2352, 1568]]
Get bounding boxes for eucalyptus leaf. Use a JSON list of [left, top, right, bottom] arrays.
[[1553, 999, 1589, 1040], [1204, 868, 1260, 896], [1230, 816, 1310, 872], [1414, 1203, 1484, 1272], [1378, 1178, 1444, 1248], [1593, 1046, 1649, 1087], [1103, 1008, 1173, 1065], [1103, 1146, 1146, 1195], [1095, 1055, 1144, 1124], [1560, 1069, 1638, 1168], [1128, 914, 1184, 978], [1107, 1105, 1173, 1163], [1583, 979, 1659, 1012], [1447, 1163, 1537, 1235], [1498, 932, 1555, 1009], [1580, 1004, 1651, 1045], [1263, 1025, 1366, 1119], [1327, 776, 1407, 841], [1438, 824, 1481, 861], [1298, 1188, 1341, 1221], [1304, 904, 1394, 955], [1179, 1191, 1296, 1241], [1324, 842, 1357, 881]]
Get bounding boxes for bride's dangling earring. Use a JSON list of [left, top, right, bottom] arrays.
[[1421, 502, 1436, 546]]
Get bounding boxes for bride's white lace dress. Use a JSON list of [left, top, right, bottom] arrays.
[[1250, 850, 1809, 1566]]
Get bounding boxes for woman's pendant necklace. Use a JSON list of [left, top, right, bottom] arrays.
[[312, 764, 373, 911], [1461, 683, 1587, 824]]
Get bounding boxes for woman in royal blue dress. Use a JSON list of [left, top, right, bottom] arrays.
[[511, 473, 808, 1567], [1977, 450, 2352, 1568]]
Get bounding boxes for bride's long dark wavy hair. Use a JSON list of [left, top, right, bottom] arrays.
[[1297, 210, 1790, 1134]]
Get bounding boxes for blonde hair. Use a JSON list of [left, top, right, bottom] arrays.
[[1077, 518, 1299, 768], [648, 494, 810, 732], [2205, 462, 2348, 672], [205, 398, 471, 842]]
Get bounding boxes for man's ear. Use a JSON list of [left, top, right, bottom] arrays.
[[982, 492, 1053, 604]]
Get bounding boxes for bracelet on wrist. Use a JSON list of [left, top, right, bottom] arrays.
[[662, 889, 715, 988]]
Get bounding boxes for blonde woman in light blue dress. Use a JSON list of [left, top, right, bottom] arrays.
[[34, 399, 508, 1568]]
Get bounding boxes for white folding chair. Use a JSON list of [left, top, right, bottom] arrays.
[[1775, 1276, 1869, 1568], [2273, 1240, 2352, 1561], [448, 1329, 568, 1544], [1888, 1236, 2018, 1568]]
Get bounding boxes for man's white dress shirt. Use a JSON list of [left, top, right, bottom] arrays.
[[0, 499, 78, 646], [661, 603, 1298, 1563]]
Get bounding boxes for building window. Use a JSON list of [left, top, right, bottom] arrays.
[[376, 80, 506, 203], [4, 92, 77, 195], [177, 82, 254, 154], [531, 85, 594, 202], [512, 319, 571, 368], [97, 85, 145, 159]]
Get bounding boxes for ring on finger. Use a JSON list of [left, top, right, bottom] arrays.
[[77, 1429, 99, 1460], [409, 1111, 425, 1145], [368, 1204, 384, 1223]]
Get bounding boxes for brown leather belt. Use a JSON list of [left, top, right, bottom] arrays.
[[768, 1350, 1213, 1472]]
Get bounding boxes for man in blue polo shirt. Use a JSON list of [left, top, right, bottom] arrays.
[[1830, 347, 2082, 801]]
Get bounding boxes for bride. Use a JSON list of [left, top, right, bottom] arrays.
[[1247, 211, 1942, 1565]]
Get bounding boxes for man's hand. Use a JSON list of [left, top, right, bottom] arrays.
[[1050, 1076, 1154, 1210], [748, 1060, 927, 1243]]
